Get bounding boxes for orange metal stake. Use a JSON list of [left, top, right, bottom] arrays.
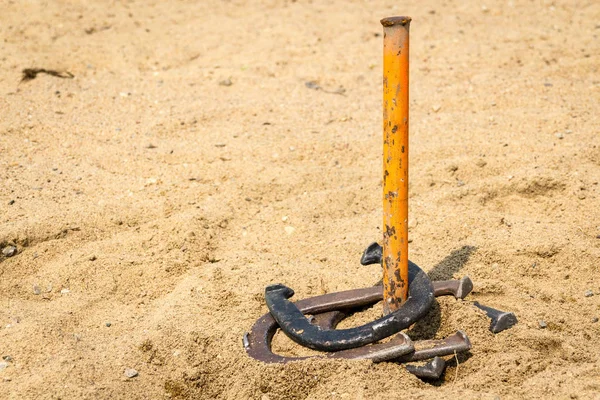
[[381, 16, 411, 314]]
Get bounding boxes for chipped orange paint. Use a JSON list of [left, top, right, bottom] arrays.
[[381, 16, 410, 314]]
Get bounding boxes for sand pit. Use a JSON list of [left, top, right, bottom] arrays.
[[1, 1, 599, 398]]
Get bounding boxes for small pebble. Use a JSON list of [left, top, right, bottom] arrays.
[[0, 362, 8, 371], [60, 288, 70, 294], [124, 368, 138, 378], [432, 104, 442, 112], [8, 200, 15, 205], [555, 132, 564, 139], [408, 217, 418, 229], [33, 285, 42, 295], [2, 356, 12, 362], [592, 317, 598, 323], [2, 246, 17, 257], [105, 322, 112, 327], [538, 320, 547, 329], [447, 164, 458, 172], [584, 290, 594, 297], [284, 226, 295, 235], [219, 78, 232, 86]]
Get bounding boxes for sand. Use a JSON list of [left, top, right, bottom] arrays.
[[1, 0, 599, 398]]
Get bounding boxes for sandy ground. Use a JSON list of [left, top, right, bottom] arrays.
[[1, 0, 600, 398]]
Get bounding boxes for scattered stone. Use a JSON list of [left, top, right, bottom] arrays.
[[124, 368, 138, 378], [89, 255, 97, 261], [447, 164, 458, 173], [2, 356, 12, 362], [304, 81, 345, 95], [0, 362, 8, 371], [592, 317, 599, 323], [538, 320, 547, 329], [33, 285, 42, 295], [284, 226, 295, 235], [105, 322, 112, 327], [476, 159, 487, 167], [8, 200, 15, 205], [555, 132, 564, 139], [408, 217, 418, 230], [219, 78, 232, 87], [584, 290, 594, 297], [281, 216, 289, 222], [60, 288, 70, 294], [2, 246, 17, 257], [432, 104, 441, 112]]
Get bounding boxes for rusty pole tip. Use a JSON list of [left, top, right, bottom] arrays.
[[380, 16, 412, 27]]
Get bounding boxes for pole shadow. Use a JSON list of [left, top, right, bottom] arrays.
[[405, 245, 477, 341]]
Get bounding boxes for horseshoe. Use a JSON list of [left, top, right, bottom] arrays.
[[244, 275, 474, 363], [264, 262, 434, 352]]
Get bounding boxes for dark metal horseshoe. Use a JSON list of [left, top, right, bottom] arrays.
[[244, 288, 417, 363], [244, 275, 474, 363], [265, 262, 434, 351]]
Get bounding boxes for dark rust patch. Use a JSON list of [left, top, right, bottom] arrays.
[[384, 225, 396, 237]]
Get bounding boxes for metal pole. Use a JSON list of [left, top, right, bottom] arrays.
[[381, 16, 410, 314]]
